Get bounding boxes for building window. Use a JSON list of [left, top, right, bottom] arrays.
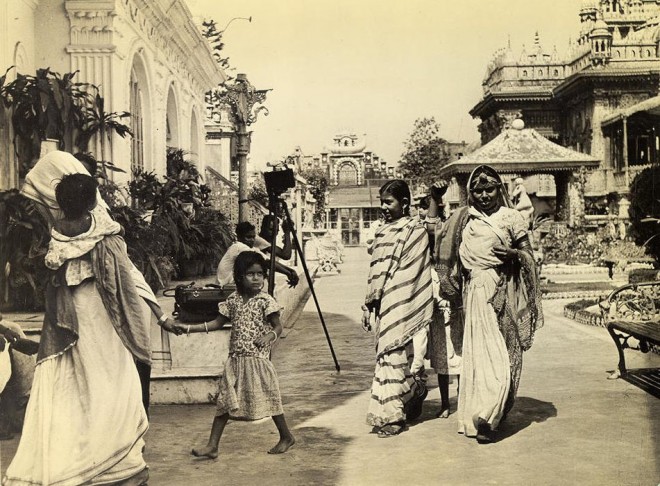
[[328, 208, 338, 229], [130, 69, 144, 173], [362, 208, 380, 227]]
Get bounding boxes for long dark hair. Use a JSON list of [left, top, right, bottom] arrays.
[[233, 251, 268, 295], [379, 179, 411, 216]]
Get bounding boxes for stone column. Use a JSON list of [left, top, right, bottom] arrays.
[[65, 1, 117, 164], [456, 174, 470, 206], [554, 172, 571, 223]]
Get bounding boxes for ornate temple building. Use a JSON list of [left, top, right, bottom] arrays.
[[289, 133, 400, 246], [470, 0, 660, 218], [0, 0, 225, 189]]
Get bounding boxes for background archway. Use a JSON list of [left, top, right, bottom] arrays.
[[129, 51, 152, 173], [166, 85, 180, 150]]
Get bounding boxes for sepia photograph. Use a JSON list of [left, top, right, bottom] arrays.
[[0, 0, 658, 484]]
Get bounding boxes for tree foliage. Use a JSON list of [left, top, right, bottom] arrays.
[[300, 168, 329, 226], [398, 117, 451, 186], [248, 176, 269, 207], [628, 165, 660, 262]]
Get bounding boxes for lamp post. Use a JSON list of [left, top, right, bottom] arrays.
[[222, 73, 270, 221]]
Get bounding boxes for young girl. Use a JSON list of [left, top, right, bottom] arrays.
[[362, 179, 434, 437], [176, 250, 295, 458]]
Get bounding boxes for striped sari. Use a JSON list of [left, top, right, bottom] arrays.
[[365, 217, 434, 427]]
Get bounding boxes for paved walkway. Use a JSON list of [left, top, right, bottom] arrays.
[[2, 247, 659, 485]]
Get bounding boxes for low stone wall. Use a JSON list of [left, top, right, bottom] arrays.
[[562, 300, 604, 327]]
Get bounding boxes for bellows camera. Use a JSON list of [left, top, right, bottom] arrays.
[[264, 167, 296, 196]]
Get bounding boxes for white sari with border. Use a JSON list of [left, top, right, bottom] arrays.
[[456, 206, 527, 437]]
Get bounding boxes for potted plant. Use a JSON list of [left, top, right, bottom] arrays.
[[192, 207, 234, 275], [0, 68, 91, 175], [77, 90, 132, 180], [156, 149, 229, 277], [0, 190, 50, 311], [129, 169, 163, 222], [108, 205, 177, 292]]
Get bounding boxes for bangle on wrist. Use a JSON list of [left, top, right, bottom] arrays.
[[268, 330, 278, 342], [204, 322, 209, 334], [186, 324, 191, 337], [157, 313, 169, 325]]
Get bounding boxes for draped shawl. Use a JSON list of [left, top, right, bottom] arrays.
[[434, 165, 543, 356], [21, 150, 158, 305], [39, 211, 152, 364], [434, 206, 469, 304], [366, 217, 434, 359]]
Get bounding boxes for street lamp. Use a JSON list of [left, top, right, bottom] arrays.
[[220, 16, 252, 32], [222, 73, 270, 221]]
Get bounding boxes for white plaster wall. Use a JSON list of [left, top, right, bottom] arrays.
[[0, 0, 38, 189], [1, 0, 217, 187], [204, 130, 233, 178], [33, 0, 69, 72]]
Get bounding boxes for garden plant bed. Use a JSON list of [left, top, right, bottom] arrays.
[[563, 299, 604, 327], [542, 281, 620, 299]]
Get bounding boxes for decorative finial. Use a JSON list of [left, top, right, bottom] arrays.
[[512, 119, 525, 130]]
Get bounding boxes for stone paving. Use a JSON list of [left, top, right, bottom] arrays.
[[1, 247, 659, 485]]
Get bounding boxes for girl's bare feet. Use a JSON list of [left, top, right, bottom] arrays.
[[267, 435, 295, 454], [191, 445, 219, 459]]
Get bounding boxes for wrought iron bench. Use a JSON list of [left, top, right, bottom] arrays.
[[599, 281, 660, 396]]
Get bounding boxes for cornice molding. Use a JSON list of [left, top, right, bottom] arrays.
[[65, 1, 116, 47], [119, 0, 224, 93], [66, 45, 116, 54]]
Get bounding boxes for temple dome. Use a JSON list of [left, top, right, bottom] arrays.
[[591, 19, 611, 37]]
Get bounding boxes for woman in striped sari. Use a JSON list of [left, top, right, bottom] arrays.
[[362, 180, 434, 437]]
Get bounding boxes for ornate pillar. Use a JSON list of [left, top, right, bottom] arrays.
[[456, 174, 470, 206], [65, 1, 117, 162], [622, 117, 630, 188], [218, 73, 269, 222], [554, 172, 571, 223]]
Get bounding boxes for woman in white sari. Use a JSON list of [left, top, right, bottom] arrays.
[[433, 165, 543, 443], [4, 152, 176, 485]]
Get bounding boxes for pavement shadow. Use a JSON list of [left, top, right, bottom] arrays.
[[495, 396, 557, 442]]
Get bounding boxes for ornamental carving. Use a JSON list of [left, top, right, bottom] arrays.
[[65, 1, 116, 46]]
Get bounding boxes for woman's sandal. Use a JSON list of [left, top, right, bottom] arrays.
[[377, 422, 405, 438]]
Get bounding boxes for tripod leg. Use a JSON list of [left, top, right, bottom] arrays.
[[281, 202, 340, 372], [267, 198, 279, 296]]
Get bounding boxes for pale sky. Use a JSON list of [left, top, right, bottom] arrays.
[[188, 0, 582, 169]]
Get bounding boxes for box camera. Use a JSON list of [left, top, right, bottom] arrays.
[[264, 167, 296, 196]]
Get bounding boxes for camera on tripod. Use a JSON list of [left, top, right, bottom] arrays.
[[263, 166, 296, 197]]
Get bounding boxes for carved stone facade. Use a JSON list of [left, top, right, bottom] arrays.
[[471, 0, 660, 215], [291, 133, 397, 186], [0, 0, 225, 189]]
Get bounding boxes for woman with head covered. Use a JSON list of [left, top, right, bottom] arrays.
[[431, 165, 543, 443], [4, 151, 178, 485]]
